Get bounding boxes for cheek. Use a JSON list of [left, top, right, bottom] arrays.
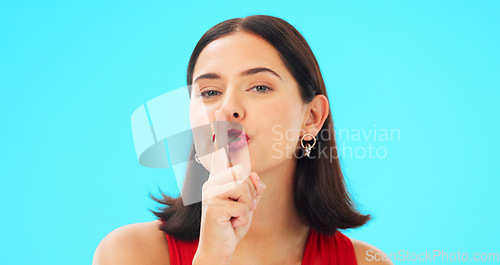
[[189, 102, 211, 129], [255, 102, 304, 160]]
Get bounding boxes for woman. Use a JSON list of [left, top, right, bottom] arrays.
[[93, 15, 392, 265]]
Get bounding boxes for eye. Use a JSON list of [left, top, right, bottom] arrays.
[[200, 90, 221, 98], [249, 85, 272, 93]]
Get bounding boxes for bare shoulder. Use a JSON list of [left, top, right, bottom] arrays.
[[350, 237, 393, 265], [92, 220, 170, 265]]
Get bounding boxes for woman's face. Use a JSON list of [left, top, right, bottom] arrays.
[[189, 31, 308, 175]]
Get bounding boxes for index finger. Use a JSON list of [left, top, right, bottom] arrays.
[[209, 110, 229, 177]]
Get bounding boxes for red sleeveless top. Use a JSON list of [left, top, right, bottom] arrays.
[[164, 227, 358, 265]]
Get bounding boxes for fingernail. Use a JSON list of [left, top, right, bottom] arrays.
[[252, 198, 257, 210]]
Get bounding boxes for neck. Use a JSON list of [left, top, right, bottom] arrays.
[[233, 158, 310, 263]]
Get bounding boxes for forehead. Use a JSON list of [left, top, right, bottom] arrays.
[[193, 31, 290, 81]]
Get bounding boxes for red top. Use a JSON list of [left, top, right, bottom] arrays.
[[164, 227, 358, 265]]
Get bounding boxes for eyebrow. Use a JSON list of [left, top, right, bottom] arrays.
[[193, 67, 283, 84]]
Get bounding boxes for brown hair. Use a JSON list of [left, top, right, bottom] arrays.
[[150, 15, 370, 241]]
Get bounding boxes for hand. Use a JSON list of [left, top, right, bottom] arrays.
[[193, 110, 266, 265]]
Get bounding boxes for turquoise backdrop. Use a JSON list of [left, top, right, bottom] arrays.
[[1, 0, 498, 264]]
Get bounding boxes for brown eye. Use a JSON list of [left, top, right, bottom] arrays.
[[249, 85, 272, 93], [200, 90, 221, 98]]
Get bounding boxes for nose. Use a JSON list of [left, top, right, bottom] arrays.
[[218, 87, 244, 121]]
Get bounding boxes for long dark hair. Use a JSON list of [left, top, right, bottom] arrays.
[[150, 15, 370, 241]]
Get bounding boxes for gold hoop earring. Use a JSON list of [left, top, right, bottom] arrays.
[[300, 133, 317, 157]]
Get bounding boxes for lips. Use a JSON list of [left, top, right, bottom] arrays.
[[228, 129, 248, 142], [211, 129, 250, 152]]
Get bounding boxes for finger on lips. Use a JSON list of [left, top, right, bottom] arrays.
[[203, 109, 265, 225], [209, 110, 229, 178]]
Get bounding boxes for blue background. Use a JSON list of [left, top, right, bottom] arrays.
[[1, 0, 498, 264]]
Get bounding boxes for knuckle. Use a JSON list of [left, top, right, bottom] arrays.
[[202, 180, 212, 192], [202, 197, 215, 206], [237, 181, 252, 199], [237, 200, 250, 213], [237, 215, 249, 226], [238, 194, 253, 211]]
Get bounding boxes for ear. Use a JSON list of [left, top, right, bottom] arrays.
[[302, 95, 329, 140]]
